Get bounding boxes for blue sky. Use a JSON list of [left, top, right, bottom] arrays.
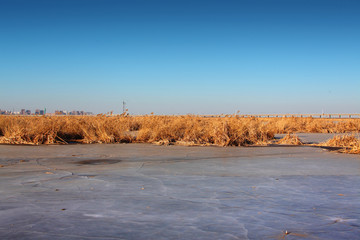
[[0, 0, 359, 114]]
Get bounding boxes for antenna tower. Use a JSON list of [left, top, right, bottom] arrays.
[[122, 101, 126, 113]]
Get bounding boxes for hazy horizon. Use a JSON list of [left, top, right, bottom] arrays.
[[1, 0, 359, 115]]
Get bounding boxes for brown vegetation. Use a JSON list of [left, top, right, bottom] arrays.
[[265, 117, 360, 133], [0, 116, 359, 153], [0, 115, 274, 146], [321, 135, 360, 154], [277, 133, 303, 145]]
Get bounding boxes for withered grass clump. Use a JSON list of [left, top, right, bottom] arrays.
[[277, 133, 303, 145], [321, 135, 360, 154]]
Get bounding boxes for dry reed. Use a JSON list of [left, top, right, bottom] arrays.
[[321, 135, 360, 154], [0, 115, 274, 146], [277, 133, 303, 145], [264, 117, 360, 133], [0, 116, 359, 151]]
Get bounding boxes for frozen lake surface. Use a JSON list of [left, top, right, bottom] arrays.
[[1, 143, 360, 239]]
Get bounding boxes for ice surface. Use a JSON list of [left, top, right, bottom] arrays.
[[1, 143, 360, 239]]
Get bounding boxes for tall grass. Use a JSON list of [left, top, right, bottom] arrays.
[[321, 135, 360, 154], [0, 116, 359, 148], [277, 133, 303, 145], [265, 117, 360, 133], [0, 115, 275, 145]]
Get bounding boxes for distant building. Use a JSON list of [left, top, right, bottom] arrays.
[[3, 108, 92, 115], [70, 110, 82, 115], [0, 109, 11, 115], [55, 110, 68, 115]]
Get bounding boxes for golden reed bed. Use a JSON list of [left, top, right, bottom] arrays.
[[0, 115, 359, 154]]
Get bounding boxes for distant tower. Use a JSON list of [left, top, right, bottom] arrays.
[[122, 101, 126, 113]]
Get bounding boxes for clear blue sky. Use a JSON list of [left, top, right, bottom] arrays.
[[1, 0, 359, 114]]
